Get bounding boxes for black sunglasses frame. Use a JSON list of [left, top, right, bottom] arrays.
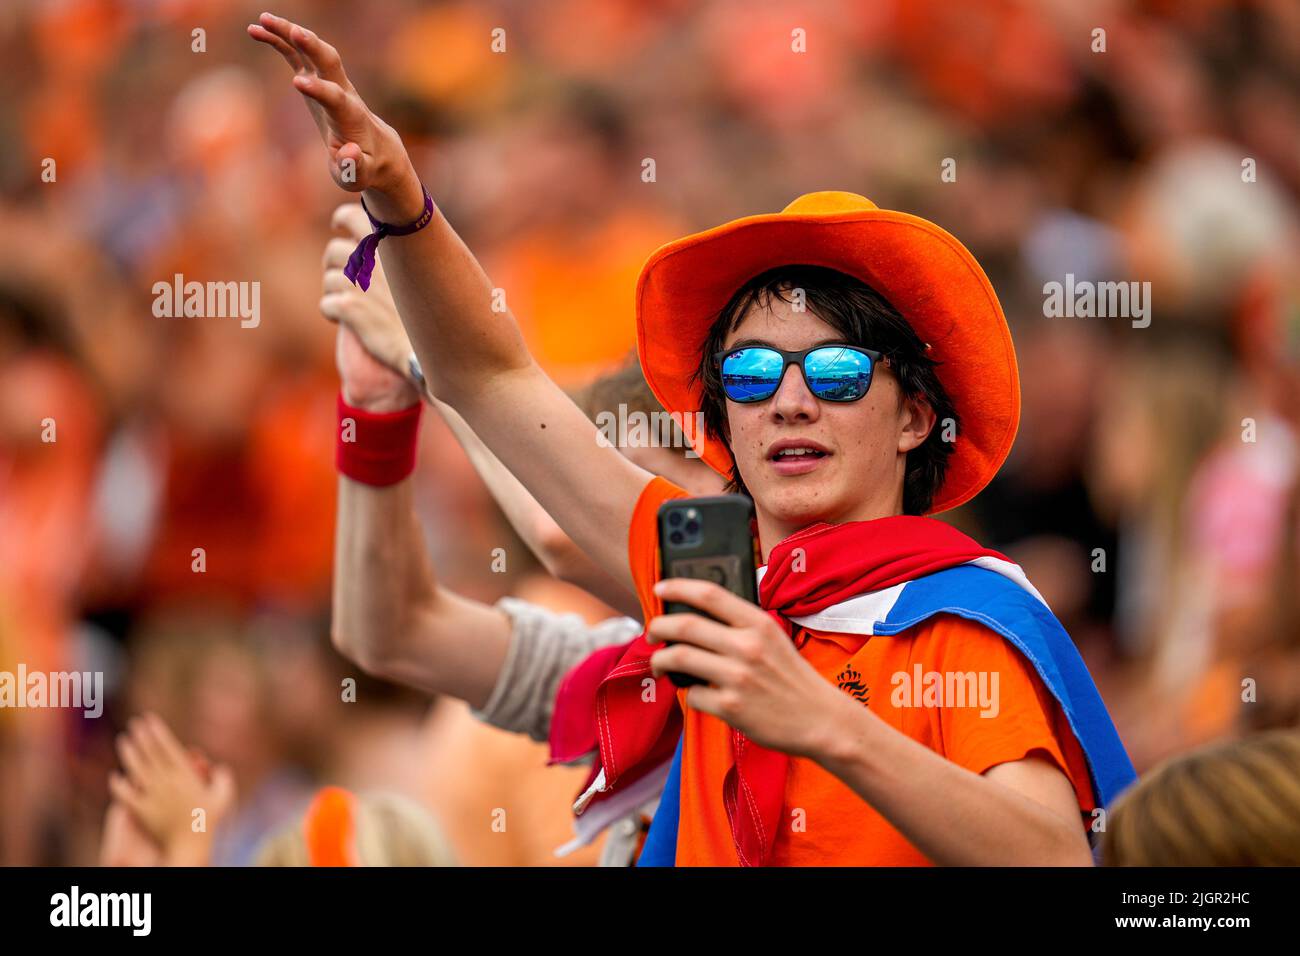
[[712, 343, 888, 404]]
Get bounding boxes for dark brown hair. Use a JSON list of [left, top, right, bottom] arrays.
[[692, 265, 957, 514]]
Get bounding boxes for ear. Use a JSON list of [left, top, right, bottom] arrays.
[[897, 394, 937, 454]]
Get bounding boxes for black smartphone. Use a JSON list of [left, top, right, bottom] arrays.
[[656, 495, 760, 688]]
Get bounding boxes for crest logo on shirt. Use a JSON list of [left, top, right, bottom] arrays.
[[836, 665, 870, 705]]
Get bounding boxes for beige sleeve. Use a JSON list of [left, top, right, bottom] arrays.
[[469, 597, 642, 744]]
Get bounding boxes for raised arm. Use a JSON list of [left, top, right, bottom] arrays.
[[320, 205, 642, 618], [329, 310, 510, 707], [329, 287, 647, 726], [250, 13, 652, 590]]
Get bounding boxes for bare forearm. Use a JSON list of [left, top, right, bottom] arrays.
[[365, 181, 529, 404], [434, 396, 561, 558], [333, 474, 433, 669], [813, 701, 1093, 866], [362, 181, 651, 588], [332, 474, 507, 707]]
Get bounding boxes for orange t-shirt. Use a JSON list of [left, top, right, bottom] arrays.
[[630, 476, 1094, 866]]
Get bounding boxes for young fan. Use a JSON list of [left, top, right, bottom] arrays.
[[250, 12, 1136, 866]]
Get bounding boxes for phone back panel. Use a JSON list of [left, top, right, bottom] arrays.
[[657, 495, 759, 613]]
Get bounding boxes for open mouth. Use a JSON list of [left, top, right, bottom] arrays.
[[770, 447, 828, 461], [768, 442, 832, 474]]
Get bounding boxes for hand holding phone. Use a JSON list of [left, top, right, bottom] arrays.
[[656, 495, 759, 688]]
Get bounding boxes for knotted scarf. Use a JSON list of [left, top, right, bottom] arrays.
[[550, 515, 1011, 865]]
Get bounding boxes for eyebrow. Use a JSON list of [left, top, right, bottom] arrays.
[[728, 337, 848, 350]]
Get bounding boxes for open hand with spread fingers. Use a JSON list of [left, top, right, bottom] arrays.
[[247, 12, 425, 221]]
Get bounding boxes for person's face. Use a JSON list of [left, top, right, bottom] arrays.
[[720, 296, 935, 552]]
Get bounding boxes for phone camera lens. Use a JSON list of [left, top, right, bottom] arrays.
[[668, 511, 683, 527], [669, 530, 684, 545], [684, 520, 700, 535]]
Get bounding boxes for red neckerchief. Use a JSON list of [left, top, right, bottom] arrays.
[[550, 515, 1010, 865]]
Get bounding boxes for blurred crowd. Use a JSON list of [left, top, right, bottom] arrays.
[[1, 0, 1298, 865]]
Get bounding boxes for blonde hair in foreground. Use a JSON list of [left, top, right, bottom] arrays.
[[255, 791, 458, 867], [1104, 729, 1300, 866]]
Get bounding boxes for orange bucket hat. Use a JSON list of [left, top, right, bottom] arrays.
[[635, 190, 1020, 514]]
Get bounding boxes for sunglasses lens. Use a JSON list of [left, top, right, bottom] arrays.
[[720, 348, 784, 402], [805, 347, 874, 401]]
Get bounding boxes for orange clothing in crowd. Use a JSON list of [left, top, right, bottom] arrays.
[[140, 376, 336, 610], [0, 355, 102, 673], [629, 476, 1095, 866], [489, 208, 686, 387]]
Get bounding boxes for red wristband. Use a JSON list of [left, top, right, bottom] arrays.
[[336, 392, 423, 486]]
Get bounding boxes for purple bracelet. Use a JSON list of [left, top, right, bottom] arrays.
[[343, 185, 435, 291]]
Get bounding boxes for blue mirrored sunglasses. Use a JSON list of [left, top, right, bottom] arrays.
[[714, 344, 885, 404]]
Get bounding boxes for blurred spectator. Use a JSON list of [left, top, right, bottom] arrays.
[[1104, 729, 1300, 866]]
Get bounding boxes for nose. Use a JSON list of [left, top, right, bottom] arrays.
[[769, 361, 820, 423]]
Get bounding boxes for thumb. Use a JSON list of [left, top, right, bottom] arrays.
[[331, 142, 372, 193]]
